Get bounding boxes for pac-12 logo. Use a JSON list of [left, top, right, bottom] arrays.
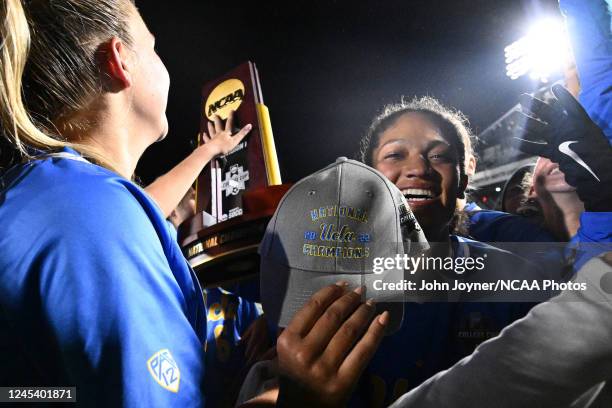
[[204, 78, 245, 120], [147, 349, 180, 393]]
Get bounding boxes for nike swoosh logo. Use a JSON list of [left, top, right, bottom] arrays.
[[558, 141, 600, 182]]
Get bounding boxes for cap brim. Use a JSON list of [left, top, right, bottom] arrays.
[[261, 257, 405, 335]]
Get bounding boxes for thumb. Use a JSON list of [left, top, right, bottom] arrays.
[[552, 84, 589, 120], [234, 124, 253, 142]]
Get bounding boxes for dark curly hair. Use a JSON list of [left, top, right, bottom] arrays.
[[359, 96, 475, 179]]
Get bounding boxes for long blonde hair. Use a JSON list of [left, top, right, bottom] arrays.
[[0, 0, 134, 171]]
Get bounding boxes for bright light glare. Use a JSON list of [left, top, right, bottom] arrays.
[[505, 18, 572, 82]]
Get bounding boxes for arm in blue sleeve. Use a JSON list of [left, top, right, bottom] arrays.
[[560, 0, 612, 142], [39, 181, 206, 407], [569, 211, 612, 269]]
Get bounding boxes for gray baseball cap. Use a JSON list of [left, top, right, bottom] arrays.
[[260, 157, 427, 335]]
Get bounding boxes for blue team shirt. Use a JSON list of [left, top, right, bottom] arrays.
[[464, 202, 557, 243], [557, 0, 612, 266], [465, 202, 612, 272], [569, 212, 612, 269], [351, 237, 537, 407], [560, 0, 612, 143], [202, 288, 262, 407], [0, 149, 207, 406], [167, 212, 263, 407]]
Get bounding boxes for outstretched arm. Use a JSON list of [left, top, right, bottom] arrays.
[[145, 111, 251, 218]]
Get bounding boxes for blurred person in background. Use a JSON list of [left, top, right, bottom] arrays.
[[527, 157, 584, 241], [498, 164, 536, 216]]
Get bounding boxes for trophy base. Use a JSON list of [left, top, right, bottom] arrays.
[[179, 184, 291, 287]]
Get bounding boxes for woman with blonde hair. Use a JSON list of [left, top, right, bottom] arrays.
[[0, 2, 388, 406], [0, 1, 208, 405]]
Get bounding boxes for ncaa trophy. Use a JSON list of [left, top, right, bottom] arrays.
[[178, 62, 289, 286]]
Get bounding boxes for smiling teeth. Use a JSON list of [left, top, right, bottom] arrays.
[[401, 188, 436, 200]]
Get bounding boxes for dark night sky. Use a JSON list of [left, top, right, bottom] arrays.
[[136, 0, 562, 185]]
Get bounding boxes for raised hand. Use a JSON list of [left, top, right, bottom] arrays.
[[276, 283, 389, 408], [514, 85, 612, 211], [202, 110, 252, 157]]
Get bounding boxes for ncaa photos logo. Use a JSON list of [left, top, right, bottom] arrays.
[[147, 349, 180, 392]]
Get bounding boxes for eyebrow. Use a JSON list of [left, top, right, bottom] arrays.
[[378, 139, 406, 148], [425, 140, 451, 150], [378, 138, 451, 150]]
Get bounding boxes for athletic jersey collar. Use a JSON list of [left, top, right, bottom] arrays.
[[39, 147, 90, 163], [1, 147, 87, 191]]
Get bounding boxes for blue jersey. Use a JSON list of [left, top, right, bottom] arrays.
[[351, 237, 536, 407], [560, 0, 612, 143], [0, 149, 207, 406], [463, 203, 570, 276], [167, 220, 263, 407], [202, 288, 262, 407], [464, 202, 557, 243], [569, 212, 612, 269], [465, 203, 612, 274], [557, 0, 612, 269]]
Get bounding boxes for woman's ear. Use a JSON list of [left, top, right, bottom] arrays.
[[97, 37, 133, 91], [457, 172, 468, 199], [466, 155, 477, 177]]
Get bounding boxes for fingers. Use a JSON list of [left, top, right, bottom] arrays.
[[303, 287, 365, 354], [552, 84, 589, 119], [519, 94, 557, 124], [517, 113, 548, 136], [513, 136, 547, 157], [322, 299, 377, 369], [337, 311, 388, 382], [225, 110, 234, 132], [213, 114, 223, 133], [207, 121, 215, 139], [234, 124, 253, 142], [200, 132, 211, 143], [510, 111, 550, 156], [508, 109, 547, 137], [286, 283, 348, 337], [276, 288, 386, 407]]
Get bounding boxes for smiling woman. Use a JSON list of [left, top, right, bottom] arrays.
[[351, 97, 542, 407], [360, 96, 474, 241]]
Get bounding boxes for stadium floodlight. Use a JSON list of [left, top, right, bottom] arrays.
[[505, 18, 572, 82]]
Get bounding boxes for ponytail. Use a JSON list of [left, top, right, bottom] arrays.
[[0, 0, 130, 173], [1, 0, 61, 167]]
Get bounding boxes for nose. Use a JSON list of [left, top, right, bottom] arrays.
[[400, 154, 429, 178], [526, 184, 537, 200]]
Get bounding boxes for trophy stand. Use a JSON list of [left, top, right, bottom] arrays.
[[178, 62, 288, 289], [179, 184, 289, 286]]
